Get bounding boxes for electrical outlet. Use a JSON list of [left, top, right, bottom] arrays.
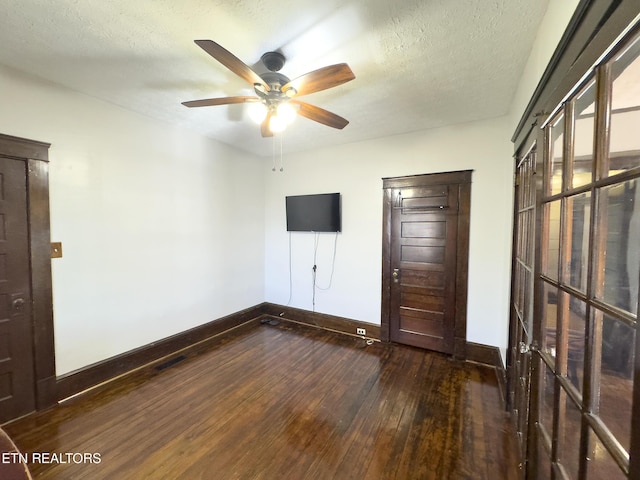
[[356, 328, 366, 336]]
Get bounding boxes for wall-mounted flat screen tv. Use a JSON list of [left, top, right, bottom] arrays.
[[286, 193, 341, 232]]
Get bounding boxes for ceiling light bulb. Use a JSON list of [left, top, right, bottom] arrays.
[[248, 102, 268, 124], [277, 103, 297, 125], [269, 114, 286, 133]]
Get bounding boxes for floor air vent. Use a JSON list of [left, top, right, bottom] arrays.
[[260, 317, 280, 326], [155, 355, 187, 371]]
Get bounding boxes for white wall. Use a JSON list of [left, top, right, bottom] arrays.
[[0, 65, 265, 375], [264, 116, 515, 352], [509, 0, 580, 133]]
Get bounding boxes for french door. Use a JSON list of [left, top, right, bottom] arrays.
[[508, 145, 537, 470], [510, 23, 640, 479]]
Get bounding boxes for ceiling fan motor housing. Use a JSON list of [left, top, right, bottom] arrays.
[[259, 71, 291, 92], [261, 51, 286, 72]]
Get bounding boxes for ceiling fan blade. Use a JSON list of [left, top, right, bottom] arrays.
[[281, 64, 355, 97], [182, 96, 258, 108], [261, 113, 274, 137], [291, 101, 349, 129], [194, 40, 270, 92]]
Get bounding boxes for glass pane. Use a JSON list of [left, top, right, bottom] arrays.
[[544, 200, 561, 280], [543, 283, 559, 363], [566, 192, 591, 292], [537, 436, 552, 480], [516, 209, 534, 269], [566, 298, 587, 394], [519, 151, 536, 209], [586, 429, 627, 479], [598, 311, 635, 452], [523, 268, 532, 335], [526, 153, 536, 208], [540, 364, 556, 439], [573, 81, 596, 188], [608, 35, 640, 177], [520, 209, 533, 266], [597, 178, 640, 315], [557, 391, 582, 479], [514, 262, 522, 317], [550, 114, 565, 195]]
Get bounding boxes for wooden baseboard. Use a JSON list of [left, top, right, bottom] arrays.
[[262, 303, 381, 340], [55, 303, 505, 405], [466, 341, 507, 404], [56, 304, 264, 400], [466, 342, 503, 368]]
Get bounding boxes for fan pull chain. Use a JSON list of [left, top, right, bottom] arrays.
[[279, 132, 284, 172], [271, 134, 276, 172]]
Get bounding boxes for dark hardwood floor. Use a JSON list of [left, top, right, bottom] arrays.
[[5, 321, 520, 479]]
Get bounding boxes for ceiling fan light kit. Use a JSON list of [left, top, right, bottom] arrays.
[[182, 40, 355, 137], [248, 101, 268, 123]]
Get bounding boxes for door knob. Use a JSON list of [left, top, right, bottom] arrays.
[[12, 297, 25, 312], [392, 269, 399, 283]]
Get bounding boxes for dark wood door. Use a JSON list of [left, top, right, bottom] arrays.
[[389, 185, 457, 352], [382, 171, 471, 356], [0, 156, 35, 422]]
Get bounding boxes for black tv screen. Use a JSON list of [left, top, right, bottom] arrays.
[[286, 193, 341, 232]]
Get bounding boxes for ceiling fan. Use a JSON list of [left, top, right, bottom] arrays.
[[182, 40, 355, 137]]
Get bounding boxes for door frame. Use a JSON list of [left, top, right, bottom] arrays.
[[380, 170, 472, 359], [0, 133, 56, 416]]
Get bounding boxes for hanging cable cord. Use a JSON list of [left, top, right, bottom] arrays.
[[312, 233, 318, 312], [315, 231, 338, 291], [286, 230, 293, 306], [271, 133, 276, 171], [279, 131, 284, 172], [311, 232, 339, 312]]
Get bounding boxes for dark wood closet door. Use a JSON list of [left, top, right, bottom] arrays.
[[389, 185, 458, 353], [382, 171, 471, 357], [0, 156, 35, 422]]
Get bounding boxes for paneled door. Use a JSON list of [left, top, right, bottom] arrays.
[[0, 156, 35, 422], [382, 171, 471, 357]]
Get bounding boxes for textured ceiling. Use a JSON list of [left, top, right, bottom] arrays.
[[0, 0, 549, 157]]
